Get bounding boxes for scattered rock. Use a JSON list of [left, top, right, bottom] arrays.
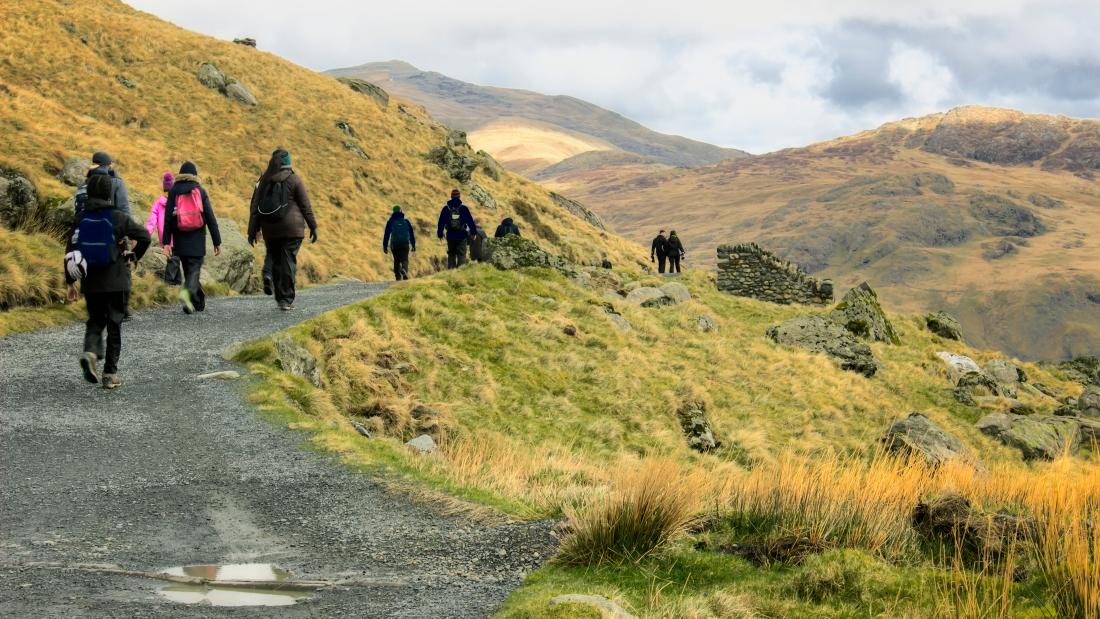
[[1032, 382, 1059, 399], [233, 37, 257, 47], [1053, 356, 1100, 386], [0, 167, 39, 229], [58, 157, 90, 187], [696, 315, 717, 333], [351, 421, 372, 438], [660, 282, 692, 304], [913, 492, 1033, 558], [983, 360, 1025, 398], [602, 304, 632, 332], [272, 334, 322, 388], [935, 352, 982, 384], [197, 370, 241, 380], [482, 235, 576, 277], [427, 130, 479, 183], [477, 151, 502, 181], [926, 311, 963, 341], [224, 82, 257, 106], [676, 401, 719, 453], [562, 325, 577, 337], [336, 77, 390, 108], [405, 434, 438, 455], [196, 63, 257, 106], [467, 183, 496, 211], [601, 259, 612, 269], [766, 315, 879, 377], [880, 412, 972, 467], [1079, 387, 1100, 418], [548, 192, 606, 230], [831, 282, 900, 344], [955, 371, 1011, 404], [624, 287, 664, 305], [976, 413, 1079, 461], [115, 74, 136, 89], [549, 595, 636, 619]]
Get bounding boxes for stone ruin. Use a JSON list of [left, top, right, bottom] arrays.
[[716, 243, 833, 305]]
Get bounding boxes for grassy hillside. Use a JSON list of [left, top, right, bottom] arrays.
[[545, 106, 1100, 360], [327, 61, 748, 175], [0, 0, 638, 332], [237, 264, 1096, 617]]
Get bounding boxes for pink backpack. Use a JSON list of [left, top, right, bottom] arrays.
[[175, 188, 205, 232]]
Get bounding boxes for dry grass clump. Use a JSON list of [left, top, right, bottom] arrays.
[[0, 227, 65, 309], [556, 459, 702, 566]]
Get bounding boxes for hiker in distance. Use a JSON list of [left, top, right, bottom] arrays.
[[437, 188, 477, 269], [650, 229, 669, 273], [248, 148, 318, 310], [163, 161, 221, 314], [383, 204, 416, 281], [667, 230, 685, 274], [75, 152, 135, 319], [64, 173, 151, 389], [494, 216, 521, 238], [146, 171, 182, 286]]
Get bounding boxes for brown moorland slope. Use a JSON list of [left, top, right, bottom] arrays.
[[545, 107, 1100, 360], [0, 0, 638, 327]]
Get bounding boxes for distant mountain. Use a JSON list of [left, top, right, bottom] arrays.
[[544, 106, 1100, 360], [325, 61, 748, 176]]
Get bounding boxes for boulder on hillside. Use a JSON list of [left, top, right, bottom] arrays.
[[831, 282, 900, 344], [676, 401, 719, 453], [482, 235, 576, 276], [337, 77, 390, 108], [1080, 386, 1100, 418], [976, 413, 1079, 461], [954, 371, 1012, 405], [232, 37, 257, 47], [936, 352, 983, 384], [196, 62, 257, 106], [881, 412, 973, 467], [661, 282, 692, 303], [427, 141, 479, 183], [548, 192, 606, 231], [468, 183, 496, 210], [926, 311, 964, 341], [696, 315, 717, 333], [766, 315, 879, 377], [623, 283, 691, 308], [1054, 356, 1100, 386], [272, 333, 322, 387], [913, 492, 1033, 559], [0, 167, 39, 229], [224, 81, 258, 106], [983, 359, 1026, 398], [58, 157, 90, 187], [624, 286, 665, 305]]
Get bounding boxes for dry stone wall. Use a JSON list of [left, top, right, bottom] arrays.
[[716, 243, 833, 305]]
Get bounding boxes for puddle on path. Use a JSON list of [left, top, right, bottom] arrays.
[[156, 563, 311, 607]]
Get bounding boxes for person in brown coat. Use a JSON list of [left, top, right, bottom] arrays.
[[247, 148, 317, 310]]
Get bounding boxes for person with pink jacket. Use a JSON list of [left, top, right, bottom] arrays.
[[147, 172, 181, 284]]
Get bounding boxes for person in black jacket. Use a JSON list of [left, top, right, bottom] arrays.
[[667, 230, 685, 274], [650, 230, 669, 273], [382, 205, 416, 281], [163, 161, 221, 314], [494, 217, 521, 238], [436, 189, 477, 269], [65, 174, 151, 389]]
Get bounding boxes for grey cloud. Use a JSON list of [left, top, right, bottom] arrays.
[[820, 21, 905, 107]]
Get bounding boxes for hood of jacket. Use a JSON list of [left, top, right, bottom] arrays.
[[83, 197, 114, 212], [501, 217, 514, 225], [87, 165, 117, 179], [174, 173, 201, 185], [446, 198, 464, 209], [389, 211, 406, 221]]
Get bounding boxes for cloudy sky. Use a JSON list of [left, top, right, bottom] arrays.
[[129, 0, 1100, 153]]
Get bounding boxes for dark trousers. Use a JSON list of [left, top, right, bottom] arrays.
[[84, 291, 125, 375], [391, 243, 410, 280], [261, 252, 273, 285], [668, 254, 681, 273], [656, 254, 667, 273], [266, 237, 302, 305], [447, 237, 468, 269], [180, 255, 206, 312]]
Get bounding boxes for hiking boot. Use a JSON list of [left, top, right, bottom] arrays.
[[278, 302, 295, 311], [179, 288, 195, 314], [101, 374, 123, 390], [80, 352, 99, 384], [263, 278, 273, 296], [122, 312, 133, 322]]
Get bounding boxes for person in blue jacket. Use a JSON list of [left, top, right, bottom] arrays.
[[436, 189, 477, 269], [383, 205, 416, 281]]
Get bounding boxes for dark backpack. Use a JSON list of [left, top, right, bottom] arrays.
[[76, 208, 117, 269], [73, 182, 89, 215], [446, 205, 465, 232], [390, 218, 411, 245], [257, 179, 291, 222]]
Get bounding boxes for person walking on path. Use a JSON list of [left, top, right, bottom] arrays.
[[247, 148, 318, 311], [667, 230, 685, 274], [494, 217, 521, 238], [650, 230, 669, 273], [146, 171, 181, 285], [85, 151, 132, 215], [436, 189, 477, 269], [64, 173, 151, 389], [163, 161, 221, 314], [383, 205, 416, 281]]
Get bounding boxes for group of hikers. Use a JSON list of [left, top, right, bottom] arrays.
[[650, 229, 686, 273], [63, 149, 526, 389]]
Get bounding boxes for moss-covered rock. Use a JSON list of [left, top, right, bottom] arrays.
[[831, 282, 900, 344], [766, 315, 879, 377], [975, 413, 1079, 461], [483, 235, 575, 276], [926, 311, 963, 341], [880, 412, 972, 467]]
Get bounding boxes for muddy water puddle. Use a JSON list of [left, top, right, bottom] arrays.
[[156, 563, 311, 607]]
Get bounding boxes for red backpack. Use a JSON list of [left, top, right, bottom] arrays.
[[175, 188, 205, 232]]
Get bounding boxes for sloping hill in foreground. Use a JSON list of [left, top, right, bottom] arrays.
[[0, 0, 638, 332], [327, 61, 748, 176], [545, 106, 1100, 360], [238, 261, 1097, 617]]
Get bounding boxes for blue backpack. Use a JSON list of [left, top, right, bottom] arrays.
[[76, 208, 117, 269], [390, 219, 412, 245]]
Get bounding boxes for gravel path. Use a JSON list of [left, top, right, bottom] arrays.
[[0, 284, 555, 617]]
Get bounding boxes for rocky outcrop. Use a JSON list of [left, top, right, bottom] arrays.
[[622, 282, 691, 308], [913, 492, 1033, 558], [954, 371, 1009, 405], [922, 106, 1069, 165], [716, 243, 833, 305], [1053, 356, 1100, 386], [405, 434, 438, 455], [548, 192, 606, 230], [196, 63, 257, 106], [976, 413, 1079, 461], [336, 77, 390, 108], [676, 401, 719, 453], [58, 157, 90, 187], [233, 37, 257, 47], [935, 352, 983, 384], [1080, 387, 1100, 418], [482, 235, 575, 276], [427, 130, 480, 183], [467, 183, 496, 211], [880, 412, 971, 467], [272, 334, 321, 388], [831, 282, 900, 344], [0, 167, 39, 229], [926, 311, 963, 341], [983, 360, 1026, 398], [696, 315, 717, 333], [766, 315, 879, 377]]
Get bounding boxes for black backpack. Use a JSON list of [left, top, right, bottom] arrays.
[[257, 178, 291, 222], [390, 218, 412, 245], [446, 204, 465, 232]]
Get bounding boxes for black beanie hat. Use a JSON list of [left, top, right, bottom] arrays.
[[91, 151, 113, 166], [179, 161, 198, 176]]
